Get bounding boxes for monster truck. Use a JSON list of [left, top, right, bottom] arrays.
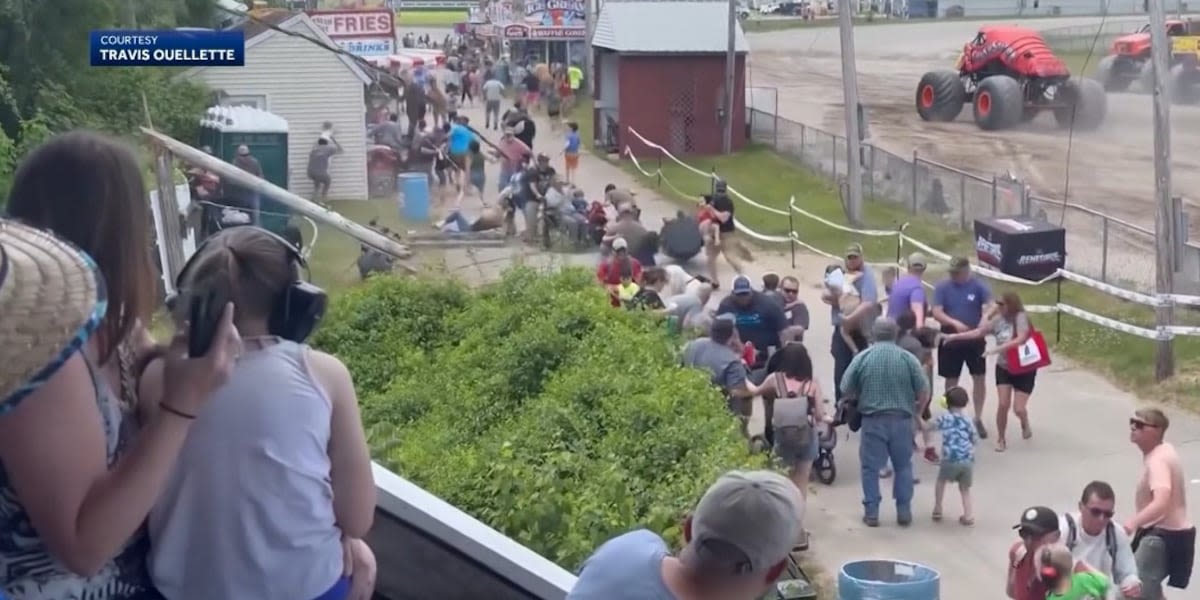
[[1094, 19, 1197, 92], [915, 25, 1107, 132], [1169, 35, 1200, 104]]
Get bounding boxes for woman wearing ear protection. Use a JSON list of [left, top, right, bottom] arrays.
[[138, 226, 375, 600]]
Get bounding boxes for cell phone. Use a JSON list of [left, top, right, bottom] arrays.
[[188, 288, 228, 358]]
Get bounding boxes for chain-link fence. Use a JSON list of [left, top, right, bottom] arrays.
[[747, 107, 1156, 288]]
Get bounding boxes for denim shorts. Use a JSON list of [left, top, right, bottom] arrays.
[[774, 424, 818, 466]]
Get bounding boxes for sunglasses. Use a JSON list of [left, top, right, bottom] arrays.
[[783, 288, 799, 294], [1086, 507, 1115, 519], [1130, 418, 1159, 430]]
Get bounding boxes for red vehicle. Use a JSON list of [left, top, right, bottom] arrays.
[[1094, 20, 1197, 92], [915, 25, 1106, 131]]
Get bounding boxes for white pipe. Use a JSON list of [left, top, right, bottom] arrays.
[[140, 127, 415, 267]]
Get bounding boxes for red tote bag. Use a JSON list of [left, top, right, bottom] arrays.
[[1005, 327, 1052, 375]]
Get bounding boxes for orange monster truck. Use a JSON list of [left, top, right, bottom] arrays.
[[1094, 19, 1198, 92], [915, 25, 1106, 132]]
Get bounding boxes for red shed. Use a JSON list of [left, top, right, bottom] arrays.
[[591, 0, 750, 157]]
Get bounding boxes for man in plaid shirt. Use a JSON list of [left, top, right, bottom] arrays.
[[840, 317, 930, 528]]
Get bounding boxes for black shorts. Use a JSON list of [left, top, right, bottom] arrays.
[[995, 365, 1037, 395], [937, 338, 987, 378]]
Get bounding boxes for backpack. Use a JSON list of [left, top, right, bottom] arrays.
[[1064, 512, 1118, 567], [773, 374, 814, 449]]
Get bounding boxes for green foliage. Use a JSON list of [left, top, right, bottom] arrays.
[[0, 0, 213, 202], [313, 267, 765, 569]]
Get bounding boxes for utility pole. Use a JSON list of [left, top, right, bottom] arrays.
[[584, 0, 598, 96], [721, 0, 737, 154], [837, 0, 864, 225], [1148, 0, 1176, 381]]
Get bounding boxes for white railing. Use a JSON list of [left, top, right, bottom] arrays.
[[622, 126, 1200, 341]]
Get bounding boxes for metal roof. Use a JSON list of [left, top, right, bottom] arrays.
[[592, 0, 750, 54]]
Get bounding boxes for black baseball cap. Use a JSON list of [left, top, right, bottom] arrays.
[[1013, 506, 1059, 536]]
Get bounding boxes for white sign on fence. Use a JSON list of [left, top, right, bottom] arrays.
[[336, 37, 395, 57], [309, 9, 396, 39]]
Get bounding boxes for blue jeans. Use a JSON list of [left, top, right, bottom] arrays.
[[859, 412, 915, 518]]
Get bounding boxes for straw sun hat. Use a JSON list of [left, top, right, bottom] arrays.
[[0, 219, 106, 414]]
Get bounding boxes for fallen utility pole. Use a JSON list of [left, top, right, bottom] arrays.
[[722, 0, 738, 154], [141, 127, 416, 270], [1147, 0, 1176, 381], [837, 0, 864, 225]]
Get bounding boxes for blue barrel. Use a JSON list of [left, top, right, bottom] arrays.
[[398, 173, 431, 223], [838, 560, 939, 600]]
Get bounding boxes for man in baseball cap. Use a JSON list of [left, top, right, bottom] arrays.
[[932, 255, 994, 440], [1008, 506, 1065, 600], [567, 470, 801, 600], [717, 275, 788, 374]]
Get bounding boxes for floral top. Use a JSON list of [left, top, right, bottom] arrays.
[[0, 349, 160, 599]]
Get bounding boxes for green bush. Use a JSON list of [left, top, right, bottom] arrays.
[[313, 267, 765, 569]]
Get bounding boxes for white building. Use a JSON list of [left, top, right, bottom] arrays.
[[185, 10, 373, 200]]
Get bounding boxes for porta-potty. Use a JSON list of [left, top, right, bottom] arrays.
[[398, 173, 431, 223], [198, 105, 291, 235], [838, 560, 939, 600]]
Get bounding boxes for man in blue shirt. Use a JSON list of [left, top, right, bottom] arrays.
[[931, 256, 993, 439], [446, 115, 475, 190], [827, 243, 879, 404], [886, 252, 928, 326], [716, 275, 788, 370]]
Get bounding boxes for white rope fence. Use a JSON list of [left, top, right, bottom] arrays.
[[622, 126, 1200, 341]]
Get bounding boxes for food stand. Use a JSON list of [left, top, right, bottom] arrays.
[[480, 0, 587, 65]]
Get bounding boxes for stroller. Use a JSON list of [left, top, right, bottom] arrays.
[[748, 348, 840, 486]]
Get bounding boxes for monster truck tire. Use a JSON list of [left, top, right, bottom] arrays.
[[915, 71, 966, 122], [1169, 63, 1200, 105], [973, 75, 1022, 131], [1094, 55, 1131, 92], [1054, 78, 1106, 131], [1139, 59, 1156, 94]]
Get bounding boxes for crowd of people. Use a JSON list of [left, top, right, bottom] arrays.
[[584, 192, 1194, 598]]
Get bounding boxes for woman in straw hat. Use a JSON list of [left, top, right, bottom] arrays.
[[0, 132, 240, 599]]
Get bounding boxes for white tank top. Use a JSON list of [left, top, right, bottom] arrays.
[[148, 340, 343, 600]]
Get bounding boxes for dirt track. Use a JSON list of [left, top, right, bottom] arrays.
[[749, 17, 1200, 285]]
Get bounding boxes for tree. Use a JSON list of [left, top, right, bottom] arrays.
[[0, 0, 215, 204]]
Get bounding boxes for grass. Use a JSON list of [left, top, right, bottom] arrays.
[[303, 198, 413, 295], [395, 10, 467, 27], [601, 130, 1200, 411]]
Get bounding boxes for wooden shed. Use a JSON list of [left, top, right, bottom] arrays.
[[591, 0, 750, 156], [185, 10, 373, 200]]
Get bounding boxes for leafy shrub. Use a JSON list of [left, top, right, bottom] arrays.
[[313, 267, 764, 569]]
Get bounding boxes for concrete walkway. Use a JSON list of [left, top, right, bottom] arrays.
[[447, 101, 1200, 597]]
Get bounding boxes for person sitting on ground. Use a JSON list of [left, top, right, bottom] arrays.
[[437, 204, 506, 233], [629, 267, 667, 310], [1057, 480, 1142, 599], [664, 276, 715, 330], [617, 262, 641, 307], [143, 226, 375, 600], [567, 470, 802, 600], [604, 183, 640, 219], [601, 202, 648, 257]]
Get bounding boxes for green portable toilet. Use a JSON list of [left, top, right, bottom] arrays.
[[198, 105, 291, 234]]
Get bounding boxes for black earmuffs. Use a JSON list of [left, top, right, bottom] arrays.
[[170, 225, 327, 343]]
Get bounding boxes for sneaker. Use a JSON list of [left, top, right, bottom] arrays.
[[923, 447, 940, 465], [975, 418, 989, 439], [862, 515, 880, 527]]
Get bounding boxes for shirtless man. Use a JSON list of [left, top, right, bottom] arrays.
[[1126, 408, 1196, 599]]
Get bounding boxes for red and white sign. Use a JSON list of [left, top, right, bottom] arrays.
[[308, 9, 395, 39]]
